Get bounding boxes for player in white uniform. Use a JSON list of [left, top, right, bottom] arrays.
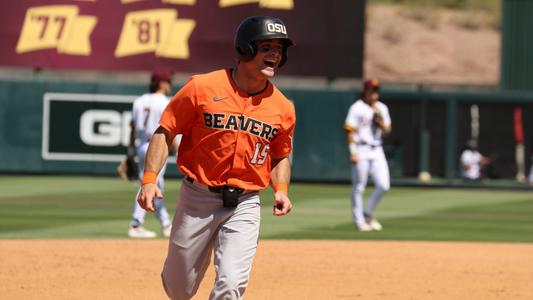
[[127, 69, 176, 238], [460, 140, 490, 180], [344, 79, 392, 232]]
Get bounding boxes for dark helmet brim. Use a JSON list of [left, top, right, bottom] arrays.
[[252, 34, 295, 47]]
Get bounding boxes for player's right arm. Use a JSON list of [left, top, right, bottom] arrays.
[[137, 126, 176, 212], [138, 78, 197, 212], [344, 126, 358, 164], [344, 104, 359, 164]]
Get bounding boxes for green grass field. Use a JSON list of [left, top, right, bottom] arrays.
[[0, 175, 532, 242]]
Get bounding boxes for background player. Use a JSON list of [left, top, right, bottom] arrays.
[[344, 79, 392, 232], [137, 16, 296, 299], [127, 69, 178, 239], [460, 139, 492, 180]]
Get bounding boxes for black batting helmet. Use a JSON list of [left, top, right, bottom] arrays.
[[234, 16, 294, 67]]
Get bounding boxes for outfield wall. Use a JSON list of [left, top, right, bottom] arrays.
[[0, 78, 532, 181]]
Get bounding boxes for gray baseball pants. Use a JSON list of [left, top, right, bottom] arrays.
[[161, 179, 261, 300]]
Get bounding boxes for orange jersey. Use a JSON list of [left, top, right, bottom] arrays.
[[160, 69, 296, 191]]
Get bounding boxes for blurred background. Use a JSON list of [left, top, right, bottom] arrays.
[[0, 0, 531, 187]]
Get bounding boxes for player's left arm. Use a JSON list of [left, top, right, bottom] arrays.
[[168, 134, 182, 155], [480, 153, 491, 165], [269, 100, 295, 216], [344, 125, 359, 164], [270, 156, 292, 216]]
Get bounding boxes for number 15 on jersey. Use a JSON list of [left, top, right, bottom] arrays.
[[251, 143, 269, 165]]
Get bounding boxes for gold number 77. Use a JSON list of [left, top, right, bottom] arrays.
[[32, 14, 67, 40]]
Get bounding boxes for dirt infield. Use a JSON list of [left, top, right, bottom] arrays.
[[1, 240, 532, 300]]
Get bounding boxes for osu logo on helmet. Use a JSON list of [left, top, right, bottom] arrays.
[[266, 23, 287, 34]]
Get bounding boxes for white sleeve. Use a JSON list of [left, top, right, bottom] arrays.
[[175, 134, 182, 144], [345, 104, 359, 129], [158, 99, 169, 119], [381, 104, 391, 126], [131, 100, 139, 123], [473, 152, 482, 164], [461, 151, 470, 165]]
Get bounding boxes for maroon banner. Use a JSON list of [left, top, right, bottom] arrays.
[[0, 0, 365, 78]]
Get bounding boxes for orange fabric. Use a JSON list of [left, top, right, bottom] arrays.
[[274, 183, 289, 194], [141, 171, 157, 185], [343, 124, 356, 132], [160, 69, 296, 191]]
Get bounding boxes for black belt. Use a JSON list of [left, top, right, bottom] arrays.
[[357, 142, 381, 148], [185, 176, 244, 194]]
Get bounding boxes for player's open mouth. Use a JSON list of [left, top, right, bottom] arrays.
[[264, 59, 276, 68]]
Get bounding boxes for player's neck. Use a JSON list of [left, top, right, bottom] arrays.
[[232, 67, 268, 96], [362, 98, 377, 107]]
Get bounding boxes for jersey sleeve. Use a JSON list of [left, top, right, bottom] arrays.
[[381, 104, 392, 126], [131, 99, 139, 123], [460, 151, 470, 165], [159, 78, 197, 135], [344, 104, 358, 131], [270, 101, 296, 159], [158, 97, 169, 116]]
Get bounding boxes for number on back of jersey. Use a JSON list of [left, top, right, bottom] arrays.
[[143, 107, 150, 127]]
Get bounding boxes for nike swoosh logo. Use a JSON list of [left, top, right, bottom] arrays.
[[212, 96, 227, 102]]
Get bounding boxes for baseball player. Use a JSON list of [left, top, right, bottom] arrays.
[[137, 16, 295, 299], [127, 69, 177, 239], [344, 79, 391, 232], [460, 140, 491, 180]]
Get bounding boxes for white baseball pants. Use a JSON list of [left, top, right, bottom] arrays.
[[131, 142, 170, 227], [351, 149, 390, 225]]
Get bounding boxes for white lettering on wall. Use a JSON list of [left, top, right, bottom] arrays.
[[80, 110, 131, 146]]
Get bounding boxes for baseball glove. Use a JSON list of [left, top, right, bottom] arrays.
[[117, 156, 138, 181]]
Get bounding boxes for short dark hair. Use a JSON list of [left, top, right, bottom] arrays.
[[149, 81, 159, 93]]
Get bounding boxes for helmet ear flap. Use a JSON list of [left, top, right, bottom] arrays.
[[236, 42, 256, 62]]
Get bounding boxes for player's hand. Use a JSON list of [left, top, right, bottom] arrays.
[[137, 183, 163, 212], [373, 113, 385, 128], [273, 191, 292, 216], [350, 154, 359, 164]]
